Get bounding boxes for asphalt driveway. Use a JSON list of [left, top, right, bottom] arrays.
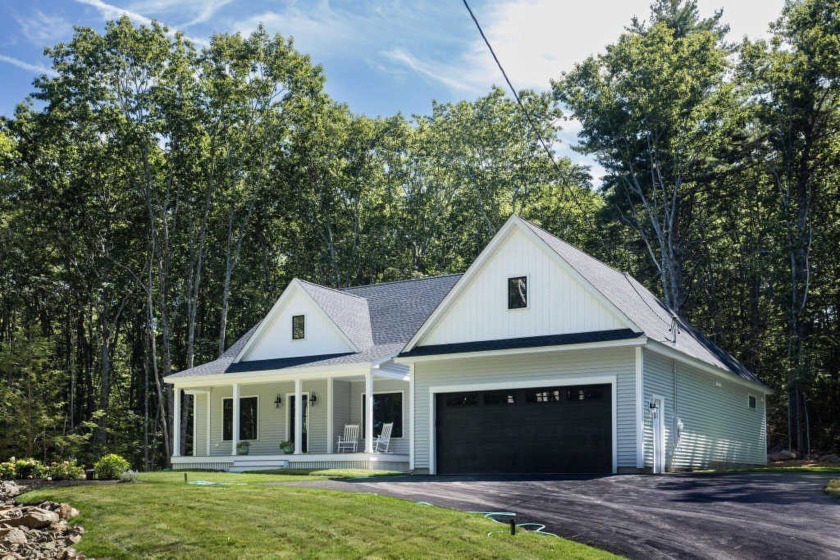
[[290, 472, 840, 559]]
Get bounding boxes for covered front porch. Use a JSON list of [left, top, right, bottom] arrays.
[[170, 364, 411, 472]]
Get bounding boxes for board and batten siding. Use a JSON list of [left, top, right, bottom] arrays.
[[643, 349, 766, 469], [418, 228, 626, 346], [349, 379, 410, 455], [241, 283, 353, 361], [204, 380, 330, 456], [412, 347, 637, 472]]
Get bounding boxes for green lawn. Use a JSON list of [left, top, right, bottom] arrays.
[[695, 465, 840, 474], [19, 471, 616, 559]]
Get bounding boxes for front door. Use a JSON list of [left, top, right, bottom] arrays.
[[288, 395, 309, 453]]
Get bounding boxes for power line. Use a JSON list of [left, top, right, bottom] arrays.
[[460, 0, 602, 228]]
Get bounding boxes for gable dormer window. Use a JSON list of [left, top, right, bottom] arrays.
[[508, 276, 528, 309], [292, 315, 305, 340]]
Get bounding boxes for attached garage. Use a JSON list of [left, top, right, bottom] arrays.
[[434, 383, 613, 474]]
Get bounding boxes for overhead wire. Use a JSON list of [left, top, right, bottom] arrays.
[[460, 0, 604, 241]]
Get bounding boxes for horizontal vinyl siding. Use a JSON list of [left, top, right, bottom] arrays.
[[205, 380, 329, 456], [413, 347, 636, 471], [349, 379, 410, 455], [643, 349, 767, 469], [193, 393, 208, 457], [642, 351, 674, 469], [332, 380, 351, 450]]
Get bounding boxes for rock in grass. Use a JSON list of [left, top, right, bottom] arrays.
[[2, 508, 60, 529]]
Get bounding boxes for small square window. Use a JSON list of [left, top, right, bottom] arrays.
[[292, 315, 305, 340], [508, 276, 528, 309], [748, 395, 757, 409]]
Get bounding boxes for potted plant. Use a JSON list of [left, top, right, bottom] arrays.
[[237, 441, 250, 455], [279, 440, 294, 454]]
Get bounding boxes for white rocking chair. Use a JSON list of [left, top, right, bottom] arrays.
[[336, 424, 360, 453], [373, 422, 394, 453]]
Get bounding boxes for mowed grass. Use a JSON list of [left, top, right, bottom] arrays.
[[20, 471, 616, 559]]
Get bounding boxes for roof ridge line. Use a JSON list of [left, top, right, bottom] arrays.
[[340, 272, 463, 290], [297, 278, 368, 301]]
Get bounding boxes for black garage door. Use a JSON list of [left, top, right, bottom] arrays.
[[435, 384, 612, 474]]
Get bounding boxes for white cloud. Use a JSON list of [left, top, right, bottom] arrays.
[[388, 0, 786, 94], [380, 49, 478, 93], [75, 0, 154, 27], [13, 11, 74, 45], [231, 4, 373, 58], [127, 0, 236, 27], [74, 0, 208, 45], [0, 54, 58, 77]]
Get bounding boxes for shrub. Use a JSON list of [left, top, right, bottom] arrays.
[[94, 453, 130, 480], [9, 458, 46, 479], [47, 460, 86, 481], [0, 459, 17, 480], [119, 469, 140, 483]]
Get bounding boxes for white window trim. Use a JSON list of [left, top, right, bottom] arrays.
[[292, 314, 306, 341], [428, 375, 617, 475], [506, 274, 529, 311], [221, 395, 260, 442], [285, 391, 311, 451], [360, 390, 405, 440], [747, 393, 758, 409]]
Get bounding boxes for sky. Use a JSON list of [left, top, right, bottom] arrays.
[[0, 0, 785, 179]]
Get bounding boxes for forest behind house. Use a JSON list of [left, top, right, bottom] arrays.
[[0, 0, 838, 468]]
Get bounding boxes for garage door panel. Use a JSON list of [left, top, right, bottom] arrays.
[[435, 384, 612, 474]]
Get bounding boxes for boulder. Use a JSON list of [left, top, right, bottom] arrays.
[[0, 526, 27, 545], [57, 505, 79, 521], [768, 449, 797, 462], [3, 508, 60, 529], [0, 482, 21, 504], [819, 453, 840, 464]]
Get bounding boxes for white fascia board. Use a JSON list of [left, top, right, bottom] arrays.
[[166, 363, 373, 388], [645, 341, 772, 394], [395, 336, 646, 364]]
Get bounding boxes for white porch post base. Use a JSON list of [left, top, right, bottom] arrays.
[[294, 379, 303, 454], [172, 386, 181, 458], [365, 372, 374, 453], [231, 383, 239, 456]]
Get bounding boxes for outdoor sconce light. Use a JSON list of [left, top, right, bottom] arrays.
[[310, 392, 318, 406], [274, 395, 283, 408]]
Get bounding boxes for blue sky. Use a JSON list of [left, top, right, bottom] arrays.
[[0, 0, 785, 179]]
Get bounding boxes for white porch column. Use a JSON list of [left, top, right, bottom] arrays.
[[231, 383, 240, 456], [172, 386, 181, 458], [327, 377, 334, 453], [294, 378, 303, 454], [365, 371, 374, 453], [206, 389, 211, 458]]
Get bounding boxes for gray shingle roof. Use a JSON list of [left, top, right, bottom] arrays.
[[523, 220, 764, 386], [342, 274, 461, 345], [164, 275, 459, 380], [167, 218, 761, 388], [298, 280, 373, 350]]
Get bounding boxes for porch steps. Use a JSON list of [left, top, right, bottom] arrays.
[[229, 459, 289, 473]]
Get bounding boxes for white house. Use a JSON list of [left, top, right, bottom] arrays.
[[164, 216, 768, 474]]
